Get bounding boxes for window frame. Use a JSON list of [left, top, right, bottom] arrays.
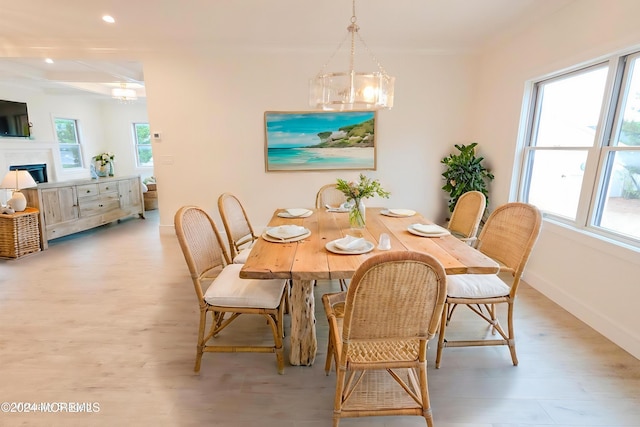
[[53, 116, 85, 170], [518, 50, 640, 248], [132, 122, 153, 168]]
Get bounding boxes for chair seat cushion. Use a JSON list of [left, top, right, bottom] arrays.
[[233, 246, 252, 264], [446, 273, 510, 298], [233, 241, 256, 264], [204, 264, 286, 309]]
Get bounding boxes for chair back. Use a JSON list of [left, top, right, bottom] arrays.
[[217, 193, 257, 260], [315, 184, 347, 209], [174, 206, 230, 302], [448, 190, 486, 239], [341, 251, 447, 363], [476, 202, 542, 291]]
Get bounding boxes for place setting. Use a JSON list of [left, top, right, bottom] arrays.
[[380, 208, 416, 217], [324, 202, 351, 213], [262, 224, 311, 243], [325, 234, 375, 255], [407, 223, 451, 238], [277, 208, 313, 218]]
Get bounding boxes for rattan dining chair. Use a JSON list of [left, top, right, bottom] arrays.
[[323, 251, 447, 427], [447, 190, 486, 246], [174, 206, 287, 374], [315, 183, 347, 209], [435, 202, 542, 368], [217, 192, 258, 264]]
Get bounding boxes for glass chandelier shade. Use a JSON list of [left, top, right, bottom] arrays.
[[309, 0, 395, 111], [111, 84, 138, 103]]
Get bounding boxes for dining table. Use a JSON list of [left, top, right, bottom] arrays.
[[239, 207, 500, 366]]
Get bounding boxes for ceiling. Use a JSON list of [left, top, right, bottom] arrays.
[[0, 0, 573, 99]]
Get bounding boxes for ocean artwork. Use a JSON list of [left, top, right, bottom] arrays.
[[264, 111, 376, 171]]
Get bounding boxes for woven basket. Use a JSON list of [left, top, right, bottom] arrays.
[[0, 210, 41, 259]]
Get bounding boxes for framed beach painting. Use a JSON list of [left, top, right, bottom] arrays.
[[264, 111, 377, 171]]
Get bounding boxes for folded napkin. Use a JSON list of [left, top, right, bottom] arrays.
[[389, 208, 416, 217], [266, 225, 307, 239], [286, 208, 311, 217], [334, 235, 367, 251], [411, 223, 447, 235]]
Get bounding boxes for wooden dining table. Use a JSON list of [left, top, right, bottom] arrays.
[[240, 207, 499, 366]]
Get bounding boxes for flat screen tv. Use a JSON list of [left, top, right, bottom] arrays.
[[0, 100, 31, 138]]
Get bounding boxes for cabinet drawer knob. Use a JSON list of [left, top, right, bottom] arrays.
[[86, 190, 91, 193]]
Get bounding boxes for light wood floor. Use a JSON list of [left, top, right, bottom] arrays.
[[1, 211, 639, 427]]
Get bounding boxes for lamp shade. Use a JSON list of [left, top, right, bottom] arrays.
[[0, 170, 38, 190]]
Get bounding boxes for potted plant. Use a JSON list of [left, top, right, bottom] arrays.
[[441, 142, 494, 213]]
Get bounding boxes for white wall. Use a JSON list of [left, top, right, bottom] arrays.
[[471, 0, 640, 358], [142, 50, 478, 231]]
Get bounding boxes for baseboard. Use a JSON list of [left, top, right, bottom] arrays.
[[525, 271, 640, 360]]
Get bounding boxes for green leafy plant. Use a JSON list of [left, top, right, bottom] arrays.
[[441, 142, 494, 212]]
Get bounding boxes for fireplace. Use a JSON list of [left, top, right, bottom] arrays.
[[9, 163, 48, 183]]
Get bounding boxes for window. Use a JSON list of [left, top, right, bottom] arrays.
[[521, 51, 640, 245], [54, 118, 83, 169], [133, 123, 153, 167]]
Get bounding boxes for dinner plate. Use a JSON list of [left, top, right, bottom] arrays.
[[262, 229, 311, 243], [277, 209, 313, 218], [326, 240, 375, 255], [333, 235, 366, 251], [265, 225, 309, 239], [381, 208, 416, 217], [407, 224, 451, 238]]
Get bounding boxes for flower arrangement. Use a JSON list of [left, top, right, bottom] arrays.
[[336, 174, 390, 201], [93, 152, 115, 166], [336, 174, 390, 228]]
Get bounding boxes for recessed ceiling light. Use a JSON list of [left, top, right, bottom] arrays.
[[102, 15, 115, 24], [45, 58, 54, 64]]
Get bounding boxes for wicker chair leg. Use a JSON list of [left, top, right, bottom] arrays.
[[507, 301, 518, 366], [194, 309, 208, 373], [435, 302, 448, 369], [325, 332, 334, 375]]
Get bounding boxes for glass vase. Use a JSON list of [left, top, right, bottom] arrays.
[[95, 162, 108, 177], [108, 161, 114, 177], [349, 199, 366, 230]]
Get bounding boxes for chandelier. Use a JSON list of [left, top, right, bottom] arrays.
[[309, 0, 395, 111], [111, 83, 137, 103]]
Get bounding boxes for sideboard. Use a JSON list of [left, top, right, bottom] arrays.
[[22, 175, 145, 249]]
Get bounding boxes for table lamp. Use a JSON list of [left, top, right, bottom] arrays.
[[0, 170, 38, 212]]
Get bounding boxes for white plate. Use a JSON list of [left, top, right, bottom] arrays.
[[407, 224, 450, 238], [381, 208, 416, 217], [265, 225, 309, 239], [326, 207, 350, 213], [262, 229, 311, 243], [333, 235, 367, 251], [278, 209, 313, 218], [326, 240, 375, 255]]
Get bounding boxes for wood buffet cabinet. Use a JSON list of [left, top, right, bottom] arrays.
[[23, 175, 145, 249]]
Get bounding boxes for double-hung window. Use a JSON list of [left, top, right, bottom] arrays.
[[133, 123, 153, 167], [521, 50, 640, 245], [54, 118, 84, 169]]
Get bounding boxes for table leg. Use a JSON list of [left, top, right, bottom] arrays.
[[288, 279, 317, 366]]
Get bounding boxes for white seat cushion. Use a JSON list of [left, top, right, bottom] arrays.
[[446, 274, 510, 299], [203, 264, 286, 309], [233, 246, 252, 264]]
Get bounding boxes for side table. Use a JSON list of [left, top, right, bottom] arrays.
[[0, 207, 42, 259]]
